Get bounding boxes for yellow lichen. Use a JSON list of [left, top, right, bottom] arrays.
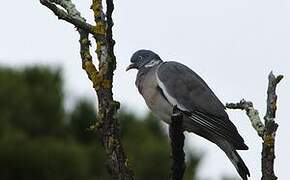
[[264, 134, 274, 147], [94, 22, 106, 35], [272, 102, 277, 111], [91, 0, 106, 35], [102, 80, 111, 89], [83, 52, 92, 61], [83, 61, 112, 90], [84, 61, 97, 75], [91, 0, 101, 14]]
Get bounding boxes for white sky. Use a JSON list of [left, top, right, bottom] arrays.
[[1, 0, 290, 179]]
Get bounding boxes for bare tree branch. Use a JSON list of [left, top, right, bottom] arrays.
[[262, 72, 283, 180], [226, 71, 283, 180], [40, 0, 105, 40], [40, 0, 134, 179], [169, 106, 186, 180]]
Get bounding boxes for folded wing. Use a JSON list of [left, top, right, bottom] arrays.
[[156, 61, 247, 150]]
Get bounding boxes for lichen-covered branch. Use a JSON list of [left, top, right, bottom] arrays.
[[265, 72, 283, 120], [226, 99, 264, 137], [40, 0, 105, 39], [88, 0, 134, 179], [40, 0, 134, 179], [226, 71, 283, 180], [261, 72, 283, 180], [169, 106, 186, 180], [79, 30, 100, 91]]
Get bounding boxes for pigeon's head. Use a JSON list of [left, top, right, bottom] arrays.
[[126, 50, 162, 71]]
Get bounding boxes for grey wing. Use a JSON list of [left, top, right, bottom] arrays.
[[156, 61, 248, 150]]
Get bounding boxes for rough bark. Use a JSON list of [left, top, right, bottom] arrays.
[[226, 71, 283, 180], [40, 0, 134, 179], [169, 106, 186, 180]]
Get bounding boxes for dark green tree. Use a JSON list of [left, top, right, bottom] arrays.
[[0, 67, 64, 137]]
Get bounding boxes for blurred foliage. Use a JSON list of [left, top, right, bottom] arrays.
[[0, 67, 64, 137], [0, 66, 201, 180]]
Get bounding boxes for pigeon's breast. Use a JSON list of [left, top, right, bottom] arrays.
[[137, 68, 172, 123]]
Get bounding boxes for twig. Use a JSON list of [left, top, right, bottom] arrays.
[[169, 106, 186, 180], [226, 71, 283, 180], [226, 99, 264, 137]]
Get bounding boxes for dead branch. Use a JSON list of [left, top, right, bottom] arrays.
[[40, 0, 134, 179], [169, 106, 186, 180], [226, 71, 283, 180]]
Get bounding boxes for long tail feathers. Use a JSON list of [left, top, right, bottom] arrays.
[[218, 141, 250, 180], [233, 150, 250, 180], [182, 116, 250, 179]]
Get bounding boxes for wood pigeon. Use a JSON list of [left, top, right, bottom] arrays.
[[126, 49, 250, 180]]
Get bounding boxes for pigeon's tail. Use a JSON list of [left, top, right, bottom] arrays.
[[182, 116, 250, 179], [217, 140, 250, 180]]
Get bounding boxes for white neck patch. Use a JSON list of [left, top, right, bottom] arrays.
[[145, 60, 161, 68]]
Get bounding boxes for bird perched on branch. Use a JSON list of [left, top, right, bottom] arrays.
[[126, 49, 250, 180]]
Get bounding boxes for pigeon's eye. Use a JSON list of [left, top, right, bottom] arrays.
[[138, 56, 143, 60]]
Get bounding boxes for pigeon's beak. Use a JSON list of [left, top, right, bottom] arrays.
[[126, 63, 137, 71]]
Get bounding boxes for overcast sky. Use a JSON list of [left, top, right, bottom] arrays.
[[1, 0, 290, 179]]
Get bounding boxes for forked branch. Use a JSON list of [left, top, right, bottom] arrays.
[[226, 71, 283, 180], [40, 0, 134, 179]]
